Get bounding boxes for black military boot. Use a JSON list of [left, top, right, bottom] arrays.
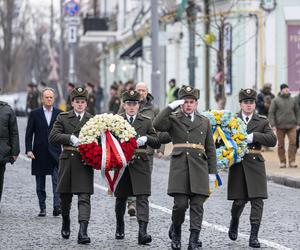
[[249, 224, 261, 248], [188, 229, 202, 250], [61, 215, 70, 239], [115, 218, 125, 239], [170, 224, 181, 250], [228, 218, 239, 241], [77, 221, 91, 244], [138, 221, 152, 245]]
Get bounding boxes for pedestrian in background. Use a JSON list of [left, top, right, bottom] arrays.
[[153, 85, 217, 250], [66, 82, 75, 111], [26, 83, 40, 114], [85, 82, 96, 115], [256, 83, 275, 117], [227, 88, 277, 248], [167, 78, 179, 104], [295, 92, 300, 149], [114, 90, 161, 245], [49, 87, 94, 244], [268, 84, 300, 168], [25, 87, 62, 217], [0, 87, 20, 213], [108, 84, 121, 115]]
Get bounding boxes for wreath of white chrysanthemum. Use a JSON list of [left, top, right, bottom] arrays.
[[79, 113, 137, 144]]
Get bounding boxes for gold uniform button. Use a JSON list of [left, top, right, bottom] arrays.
[[138, 156, 140, 159], [71, 153, 74, 156], [186, 152, 189, 155], [253, 157, 256, 160], [187, 131, 189, 133], [186, 141, 189, 143]]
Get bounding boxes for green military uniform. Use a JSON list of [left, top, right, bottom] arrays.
[[153, 86, 217, 250], [87, 92, 96, 115], [114, 90, 161, 245], [108, 95, 121, 114], [26, 84, 39, 112], [49, 87, 93, 244], [227, 88, 277, 248]]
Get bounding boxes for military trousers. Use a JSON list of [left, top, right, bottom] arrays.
[[231, 198, 264, 225], [0, 164, 5, 202], [172, 194, 206, 231], [116, 195, 149, 222], [60, 193, 91, 222]]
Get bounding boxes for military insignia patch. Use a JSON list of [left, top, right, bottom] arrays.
[[130, 90, 135, 96], [186, 86, 192, 92], [246, 89, 251, 94], [78, 87, 83, 92]]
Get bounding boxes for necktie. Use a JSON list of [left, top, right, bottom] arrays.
[[129, 116, 134, 124], [245, 116, 249, 123], [187, 115, 192, 120], [78, 115, 81, 121]]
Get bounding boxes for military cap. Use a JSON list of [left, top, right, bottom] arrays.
[[239, 88, 257, 102], [122, 90, 140, 102], [68, 82, 75, 88], [178, 85, 200, 100], [280, 83, 288, 90], [110, 84, 118, 91], [70, 87, 88, 101], [86, 82, 95, 89]]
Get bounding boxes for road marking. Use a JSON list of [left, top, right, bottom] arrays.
[[94, 183, 292, 250], [18, 154, 293, 250]]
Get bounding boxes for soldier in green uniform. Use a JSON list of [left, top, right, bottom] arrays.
[[108, 84, 121, 114], [153, 85, 217, 250], [49, 87, 94, 244], [26, 83, 40, 113], [114, 90, 161, 245], [227, 88, 277, 248], [85, 82, 96, 115]]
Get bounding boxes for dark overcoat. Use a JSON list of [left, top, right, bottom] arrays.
[[227, 113, 277, 200], [49, 110, 94, 194], [153, 107, 217, 197], [114, 113, 161, 197], [25, 107, 62, 175]]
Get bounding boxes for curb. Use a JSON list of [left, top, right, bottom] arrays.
[[159, 155, 300, 189]]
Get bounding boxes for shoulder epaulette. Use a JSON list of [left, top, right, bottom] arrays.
[[60, 112, 69, 115], [140, 114, 151, 120], [258, 114, 267, 119]]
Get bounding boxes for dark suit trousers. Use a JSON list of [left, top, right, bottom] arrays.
[[116, 195, 149, 222], [35, 167, 60, 209], [0, 163, 6, 202], [60, 193, 91, 222], [172, 194, 206, 231], [231, 199, 264, 225]]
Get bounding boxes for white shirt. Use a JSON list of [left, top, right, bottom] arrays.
[[242, 113, 253, 124], [185, 112, 195, 122], [75, 111, 85, 121], [126, 114, 137, 124], [43, 106, 53, 126]]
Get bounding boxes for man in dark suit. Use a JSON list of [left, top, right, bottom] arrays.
[[25, 87, 62, 217], [49, 87, 94, 244], [227, 89, 277, 248]]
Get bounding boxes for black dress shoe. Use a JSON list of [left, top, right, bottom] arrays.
[[61, 216, 71, 239], [53, 207, 61, 216], [78, 221, 91, 244], [38, 209, 46, 217]]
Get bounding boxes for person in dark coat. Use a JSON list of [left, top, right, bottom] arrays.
[[114, 90, 161, 245], [153, 85, 217, 250], [0, 87, 20, 212], [49, 87, 93, 244], [26, 83, 40, 113], [256, 83, 275, 116], [108, 84, 121, 114], [66, 82, 75, 111], [25, 87, 62, 217], [227, 88, 277, 248], [85, 82, 96, 115]]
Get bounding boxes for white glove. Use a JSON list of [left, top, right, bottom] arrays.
[[247, 133, 253, 143], [137, 136, 148, 147], [209, 174, 216, 191], [70, 135, 80, 147], [168, 99, 185, 110]]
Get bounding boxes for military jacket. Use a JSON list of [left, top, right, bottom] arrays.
[[114, 113, 161, 197], [227, 113, 277, 200], [153, 107, 217, 197], [49, 110, 94, 194]]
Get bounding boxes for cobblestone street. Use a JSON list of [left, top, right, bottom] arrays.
[[0, 118, 299, 249]]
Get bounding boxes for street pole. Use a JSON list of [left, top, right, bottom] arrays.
[[204, 0, 210, 109], [68, 42, 76, 83], [186, 0, 198, 87], [59, 0, 65, 88], [151, 0, 161, 108]]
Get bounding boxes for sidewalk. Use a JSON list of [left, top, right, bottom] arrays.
[[162, 144, 300, 189]]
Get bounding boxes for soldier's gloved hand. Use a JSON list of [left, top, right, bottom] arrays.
[[246, 133, 253, 143], [70, 135, 80, 147], [209, 174, 216, 191], [168, 100, 185, 110], [137, 136, 148, 147]]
